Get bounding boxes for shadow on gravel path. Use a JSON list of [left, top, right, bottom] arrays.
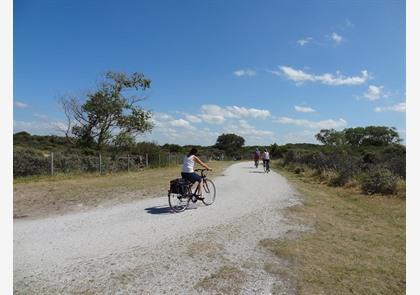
[[144, 204, 199, 215], [144, 206, 173, 215]]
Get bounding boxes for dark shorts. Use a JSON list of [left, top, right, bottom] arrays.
[[181, 172, 201, 183]]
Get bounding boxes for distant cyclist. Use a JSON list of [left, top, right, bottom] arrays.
[[181, 148, 212, 198], [254, 148, 261, 168], [262, 149, 270, 172]]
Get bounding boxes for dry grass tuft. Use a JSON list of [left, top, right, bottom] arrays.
[[194, 265, 245, 294], [187, 241, 225, 259]]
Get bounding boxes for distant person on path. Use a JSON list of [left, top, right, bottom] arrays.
[[181, 148, 212, 198], [254, 148, 261, 168], [262, 149, 270, 172]]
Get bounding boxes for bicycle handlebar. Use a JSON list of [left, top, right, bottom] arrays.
[[194, 168, 210, 172]]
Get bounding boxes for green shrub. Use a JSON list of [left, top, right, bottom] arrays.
[[379, 145, 406, 179], [14, 149, 50, 177], [283, 150, 296, 165], [294, 167, 304, 174], [360, 167, 398, 195], [328, 173, 347, 187]]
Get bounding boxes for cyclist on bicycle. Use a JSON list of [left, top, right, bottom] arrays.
[[254, 148, 261, 168], [181, 148, 212, 198], [262, 149, 270, 171]]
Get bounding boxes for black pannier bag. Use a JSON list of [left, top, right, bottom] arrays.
[[169, 178, 189, 194]]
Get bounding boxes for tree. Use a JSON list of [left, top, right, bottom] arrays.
[[214, 133, 245, 156], [362, 126, 401, 146], [344, 126, 400, 146], [343, 127, 367, 146], [60, 71, 154, 150], [112, 132, 136, 149], [315, 126, 401, 147], [315, 129, 344, 145], [162, 144, 183, 153]]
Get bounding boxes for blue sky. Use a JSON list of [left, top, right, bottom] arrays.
[[13, 0, 406, 145]]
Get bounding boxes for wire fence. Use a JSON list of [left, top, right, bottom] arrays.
[[13, 151, 215, 177]]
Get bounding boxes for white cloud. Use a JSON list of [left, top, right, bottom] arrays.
[[363, 85, 384, 101], [272, 66, 370, 86], [236, 120, 274, 137], [14, 101, 29, 109], [153, 112, 174, 121], [374, 102, 406, 113], [152, 112, 196, 130], [151, 112, 174, 128], [297, 37, 312, 46], [145, 112, 215, 144], [200, 104, 270, 124], [146, 125, 219, 146], [294, 105, 316, 113], [184, 114, 202, 123], [169, 118, 194, 129], [225, 106, 270, 119], [223, 120, 275, 144], [200, 114, 226, 124], [274, 116, 347, 129], [331, 32, 343, 44], [200, 105, 226, 124], [233, 69, 256, 77]]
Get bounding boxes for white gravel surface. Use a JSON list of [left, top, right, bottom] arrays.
[[14, 162, 304, 294]]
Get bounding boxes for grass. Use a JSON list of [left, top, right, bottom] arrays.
[[194, 265, 245, 294], [261, 162, 405, 295], [13, 160, 234, 219]]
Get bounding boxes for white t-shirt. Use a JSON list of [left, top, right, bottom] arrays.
[[182, 155, 195, 173], [262, 151, 270, 160]]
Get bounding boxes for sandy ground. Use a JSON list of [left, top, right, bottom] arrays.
[[14, 162, 304, 294]]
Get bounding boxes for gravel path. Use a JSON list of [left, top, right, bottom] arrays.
[[14, 162, 303, 294]]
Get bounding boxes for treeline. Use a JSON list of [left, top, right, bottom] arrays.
[[314, 126, 401, 146], [269, 126, 405, 196]]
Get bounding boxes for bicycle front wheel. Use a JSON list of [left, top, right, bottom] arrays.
[[202, 179, 216, 205], [168, 192, 190, 212]]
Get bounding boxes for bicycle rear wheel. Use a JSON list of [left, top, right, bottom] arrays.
[[168, 192, 190, 212], [265, 162, 270, 173], [201, 179, 216, 205]]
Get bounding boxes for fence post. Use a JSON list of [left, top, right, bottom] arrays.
[[99, 154, 102, 174], [159, 154, 161, 167], [127, 154, 130, 172], [168, 154, 170, 166], [50, 152, 54, 176], [146, 153, 149, 168]]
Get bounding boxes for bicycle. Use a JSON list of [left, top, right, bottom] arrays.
[[254, 159, 259, 168], [168, 169, 216, 213], [263, 160, 270, 173]]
